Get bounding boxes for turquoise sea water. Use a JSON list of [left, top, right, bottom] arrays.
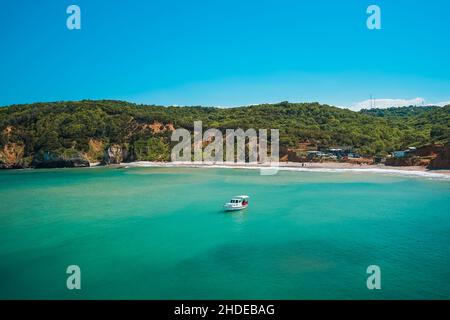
[[0, 167, 449, 299]]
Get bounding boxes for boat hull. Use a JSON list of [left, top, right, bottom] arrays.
[[223, 205, 248, 211]]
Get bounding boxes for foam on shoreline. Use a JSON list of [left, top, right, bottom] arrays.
[[120, 161, 450, 180]]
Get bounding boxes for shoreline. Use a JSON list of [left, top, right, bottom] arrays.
[[111, 161, 450, 179], [3, 161, 449, 179]]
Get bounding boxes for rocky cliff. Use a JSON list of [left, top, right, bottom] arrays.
[[385, 156, 424, 167], [31, 151, 90, 169], [428, 143, 450, 169], [103, 144, 133, 164], [0, 143, 28, 169]]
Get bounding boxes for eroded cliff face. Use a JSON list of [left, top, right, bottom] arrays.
[[0, 143, 27, 169], [142, 121, 175, 134], [0, 116, 181, 168], [385, 157, 424, 167], [31, 151, 90, 168], [104, 145, 123, 164], [103, 144, 134, 164], [0, 141, 143, 169], [85, 139, 105, 163], [428, 144, 450, 169], [0, 139, 103, 169]]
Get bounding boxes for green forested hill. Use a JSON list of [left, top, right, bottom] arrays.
[[0, 100, 449, 168], [360, 105, 450, 146]]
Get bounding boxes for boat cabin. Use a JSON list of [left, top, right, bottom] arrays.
[[224, 195, 250, 211]]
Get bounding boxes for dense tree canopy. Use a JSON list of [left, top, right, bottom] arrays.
[[0, 100, 449, 166]]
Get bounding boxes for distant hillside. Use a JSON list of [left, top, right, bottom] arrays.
[[1, 100, 449, 168], [360, 105, 450, 145], [360, 105, 440, 118]]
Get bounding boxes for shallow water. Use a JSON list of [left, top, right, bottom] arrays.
[[0, 167, 449, 299]]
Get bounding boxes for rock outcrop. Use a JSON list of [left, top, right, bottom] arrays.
[[415, 144, 444, 157], [142, 121, 176, 134], [85, 139, 104, 163], [104, 144, 122, 164], [103, 144, 130, 164], [31, 152, 90, 169], [0, 143, 29, 169], [428, 143, 450, 169], [0, 141, 135, 169], [385, 156, 423, 167]]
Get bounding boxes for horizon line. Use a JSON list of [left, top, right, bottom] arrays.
[[1, 98, 449, 111]]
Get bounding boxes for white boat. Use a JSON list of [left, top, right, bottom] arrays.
[[223, 195, 250, 211]]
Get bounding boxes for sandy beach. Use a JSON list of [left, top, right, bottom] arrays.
[[104, 161, 450, 179]]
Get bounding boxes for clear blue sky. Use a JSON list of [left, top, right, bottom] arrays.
[[1, 0, 449, 108]]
